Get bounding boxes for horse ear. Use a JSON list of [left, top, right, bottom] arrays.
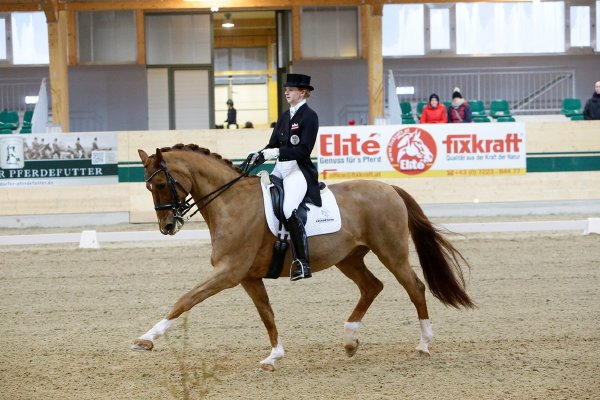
[[155, 148, 163, 163], [138, 149, 149, 164]]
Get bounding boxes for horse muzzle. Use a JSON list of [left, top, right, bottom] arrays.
[[159, 215, 184, 235]]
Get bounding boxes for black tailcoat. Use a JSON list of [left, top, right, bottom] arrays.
[[266, 103, 322, 207]]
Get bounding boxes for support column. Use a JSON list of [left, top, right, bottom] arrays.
[[47, 8, 70, 132], [365, 4, 383, 125]]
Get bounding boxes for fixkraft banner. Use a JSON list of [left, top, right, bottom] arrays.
[[318, 123, 526, 179], [0, 132, 118, 188]]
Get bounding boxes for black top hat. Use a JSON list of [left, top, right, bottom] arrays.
[[284, 73, 314, 91]]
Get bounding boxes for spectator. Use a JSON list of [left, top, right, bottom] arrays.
[[447, 87, 473, 123], [225, 99, 237, 128], [583, 81, 600, 120], [420, 94, 447, 124]]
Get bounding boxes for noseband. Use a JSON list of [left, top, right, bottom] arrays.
[[145, 160, 194, 221]]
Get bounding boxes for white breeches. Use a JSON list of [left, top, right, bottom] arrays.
[[272, 160, 307, 219]]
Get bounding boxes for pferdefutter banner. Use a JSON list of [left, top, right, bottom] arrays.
[[0, 132, 118, 187], [318, 123, 526, 179]]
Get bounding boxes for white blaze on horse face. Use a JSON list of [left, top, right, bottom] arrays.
[[139, 318, 175, 342], [415, 319, 434, 354]]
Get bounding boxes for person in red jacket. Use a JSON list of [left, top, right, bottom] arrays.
[[420, 93, 447, 124]]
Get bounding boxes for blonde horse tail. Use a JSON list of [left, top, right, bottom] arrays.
[[393, 185, 475, 309]]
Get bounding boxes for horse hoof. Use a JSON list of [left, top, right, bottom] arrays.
[[131, 339, 154, 351], [344, 339, 359, 358], [258, 363, 275, 372]]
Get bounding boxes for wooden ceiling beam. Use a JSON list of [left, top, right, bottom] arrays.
[[59, 0, 380, 12], [0, 0, 535, 13]]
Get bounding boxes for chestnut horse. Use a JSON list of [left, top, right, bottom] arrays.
[[134, 144, 474, 371]]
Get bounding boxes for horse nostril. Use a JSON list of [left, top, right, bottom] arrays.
[[163, 223, 174, 234]]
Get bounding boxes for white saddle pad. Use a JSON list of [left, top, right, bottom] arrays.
[[258, 171, 342, 237]]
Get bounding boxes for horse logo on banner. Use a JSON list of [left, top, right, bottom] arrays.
[[388, 127, 437, 175]]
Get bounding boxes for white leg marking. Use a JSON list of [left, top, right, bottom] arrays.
[[343, 321, 360, 347], [139, 318, 175, 342], [259, 337, 285, 370], [415, 319, 434, 354]]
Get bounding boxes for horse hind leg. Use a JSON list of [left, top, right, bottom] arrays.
[[335, 248, 384, 358], [240, 278, 284, 372]]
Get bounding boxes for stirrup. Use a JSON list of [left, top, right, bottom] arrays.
[[290, 259, 312, 281]]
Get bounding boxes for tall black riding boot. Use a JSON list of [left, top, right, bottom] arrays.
[[286, 210, 312, 281]]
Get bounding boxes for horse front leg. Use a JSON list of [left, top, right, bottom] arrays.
[[132, 265, 242, 351], [240, 278, 284, 372]]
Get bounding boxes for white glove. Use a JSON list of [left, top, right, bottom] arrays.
[[261, 148, 279, 160]]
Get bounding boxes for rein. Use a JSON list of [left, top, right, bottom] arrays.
[[146, 152, 265, 221]]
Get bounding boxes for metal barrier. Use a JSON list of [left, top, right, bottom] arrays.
[[389, 66, 575, 115], [0, 77, 46, 113]]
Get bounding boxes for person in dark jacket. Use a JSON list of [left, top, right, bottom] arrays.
[[583, 81, 600, 120], [251, 73, 320, 281], [447, 87, 473, 123], [225, 99, 237, 128]]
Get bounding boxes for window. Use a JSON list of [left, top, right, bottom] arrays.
[[78, 11, 136, 63], [145, 14, 211, 65], [570, 6, 591, 47], [382, 5, 425, 56], [300, 7, 358, 58], [0, 17, 6, 60], [456, 2, 564, 54], [597, 1, 600, 51], [11, 12, 49, 65], [430, 8, 450, 50]]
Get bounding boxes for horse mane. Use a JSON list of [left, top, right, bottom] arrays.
[[156, 143, 243, 174]]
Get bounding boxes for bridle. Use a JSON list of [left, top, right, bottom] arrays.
[[144, 153, 264, 223]]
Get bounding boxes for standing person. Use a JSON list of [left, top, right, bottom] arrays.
[[447, 87, 473, 123], [583, 81, 600, 120], [225, 99, 237, 128], [251, 73, 321, 281], [420, 94, 448, 124]]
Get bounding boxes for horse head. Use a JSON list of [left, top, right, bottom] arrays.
[[139, 148, 192, 235]]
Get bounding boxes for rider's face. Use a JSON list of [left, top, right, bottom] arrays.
[[285, 87, 305, 107]]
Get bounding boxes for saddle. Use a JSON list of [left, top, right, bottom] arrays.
[[261, 173, 326, 279]]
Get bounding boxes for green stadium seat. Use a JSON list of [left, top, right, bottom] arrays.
[[20, 110, 33, 133], [400, 101, 416, 124], [0, 109, 20, 132], [468, 100, 490, 122], [489, 100, 513, 120], [416, 101, 427, 119], [561, 98, 583, 119], [570, 114, 584, 121]]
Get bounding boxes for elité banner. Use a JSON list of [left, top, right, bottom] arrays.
[[318, 123, 526, 179], [0, 132, 118, 188]]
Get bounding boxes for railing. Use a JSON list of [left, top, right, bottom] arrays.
[[388, 66, 576, 115], [336, 104, 368, 126], [0, 77, 47, 113]]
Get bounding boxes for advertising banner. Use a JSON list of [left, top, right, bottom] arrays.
[[0, 132, 118, 188], [318, 123, 526, 179]]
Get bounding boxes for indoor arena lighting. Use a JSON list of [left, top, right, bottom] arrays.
[[222, 13, 234, 28]]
